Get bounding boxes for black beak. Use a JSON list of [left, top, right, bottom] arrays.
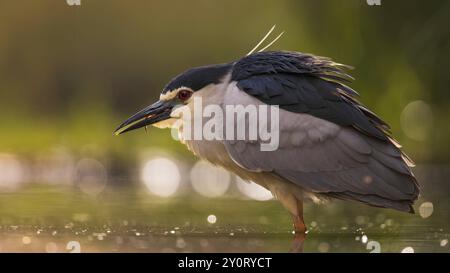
[[114, 100, 174, 135]]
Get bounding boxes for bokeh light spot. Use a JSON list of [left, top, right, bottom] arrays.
[[419, 202, 434, 219], [76, 158, 107, 196], [141, 157, 181, 197], [361, 235, 368, 244], [0, 153, 25, 191], [190, 160, 230, 197], [207, 214, 217, 224], [400, 100, 433, 141], [401, 246, 414, 253], [22, 236, 31, 245]]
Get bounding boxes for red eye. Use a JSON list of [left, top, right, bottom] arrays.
[[177, 89, 192, 101]]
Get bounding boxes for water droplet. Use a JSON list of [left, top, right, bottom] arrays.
[[401, 246, 414, 253], [22, 236, 31, 245], [207, 215, 217, 224], [361, 235, 368, 244], [93, 232, 106, 240], [66, 241, 81, 253]]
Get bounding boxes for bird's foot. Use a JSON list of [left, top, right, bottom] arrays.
[[289, 232, 307, 253], [290, 215, 307, 253]]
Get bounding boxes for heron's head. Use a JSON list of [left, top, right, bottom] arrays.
[[114, 63, 232, 135]]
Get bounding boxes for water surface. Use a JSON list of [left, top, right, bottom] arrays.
[[0, 184, 447, 253]]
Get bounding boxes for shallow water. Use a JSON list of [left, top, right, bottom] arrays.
[[0, 181, 448, 253], [1, 225, 448, 253]]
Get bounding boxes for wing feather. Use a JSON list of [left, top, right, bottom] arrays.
[[223, 83, 419, 212]]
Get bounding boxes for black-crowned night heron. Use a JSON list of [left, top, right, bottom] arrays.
[[114, 33, 419, 235]]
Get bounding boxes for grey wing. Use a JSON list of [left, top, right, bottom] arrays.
[[223, 83, 419, 212]]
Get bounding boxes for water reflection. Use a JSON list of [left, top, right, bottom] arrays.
[[0, 223, 447, 253], [290, 233, 307, 253], [0, 158, 448, 253]]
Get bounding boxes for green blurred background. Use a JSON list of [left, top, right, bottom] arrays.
[[1, 0, 449, 161], [0, 0, 449, 252]]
